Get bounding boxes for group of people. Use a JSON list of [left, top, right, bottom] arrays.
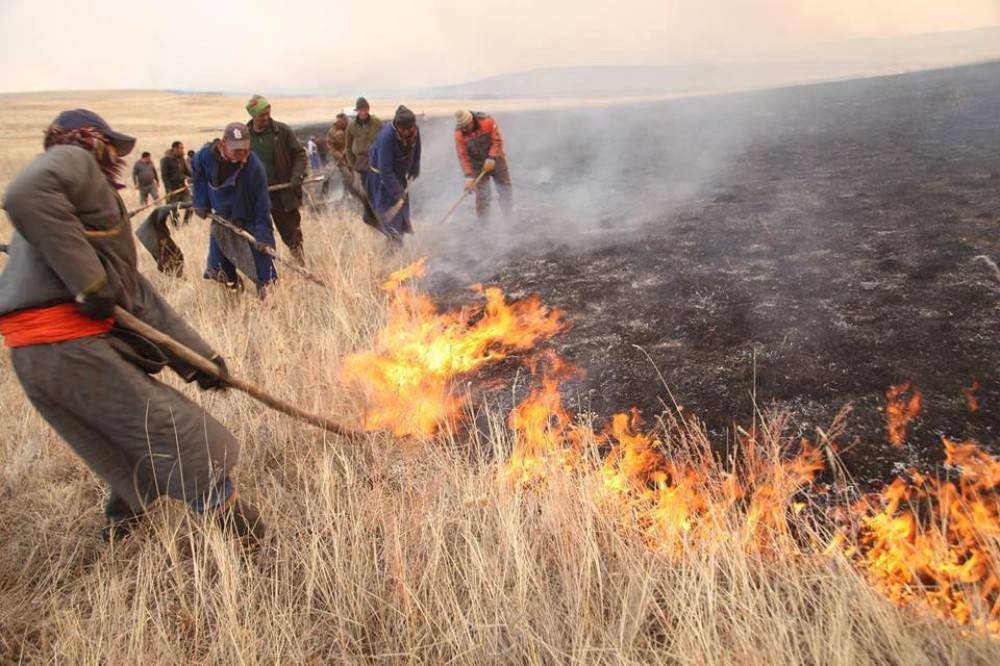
[[0, 93, 517, 550]]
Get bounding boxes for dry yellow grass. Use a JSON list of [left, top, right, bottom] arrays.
[[1, 93, 999, 664]]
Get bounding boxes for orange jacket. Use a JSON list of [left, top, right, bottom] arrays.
[[454, 114, 505, 176]]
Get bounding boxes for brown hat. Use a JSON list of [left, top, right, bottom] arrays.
[[355, 96, 370, 111], [454, 109, 473, 129]]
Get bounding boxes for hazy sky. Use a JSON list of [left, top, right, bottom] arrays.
[[0, 0, 997, 93]]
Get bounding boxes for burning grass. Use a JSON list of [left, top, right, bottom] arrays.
[[339, 257, 1000, 649]]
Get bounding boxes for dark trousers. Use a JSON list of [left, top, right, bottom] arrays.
[[11, 337, 239, 513], [138, 184, 158, 205], [475, 158, 513, 218], [270, 193, 304, 264]]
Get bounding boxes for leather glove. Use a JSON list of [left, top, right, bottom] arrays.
[[76, 283, 118, 320], [464, 177, 476, 192], [194, 354, 229, 391], [291, 176, 304, 199], [483, 158, 496, 173], [194, 208, 210, 219]]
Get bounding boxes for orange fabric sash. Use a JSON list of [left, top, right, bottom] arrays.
[[0, 303, 113, 347]]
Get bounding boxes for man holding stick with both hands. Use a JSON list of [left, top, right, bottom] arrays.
[[0, 109, 264, 548], [454, 109, 513, 220], [364, 105, 421, 240], [191, 122, 278, 295]]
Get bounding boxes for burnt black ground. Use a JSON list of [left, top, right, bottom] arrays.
[[301, 62, 1000, 484]]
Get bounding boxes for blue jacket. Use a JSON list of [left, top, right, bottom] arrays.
[[191, 142, 275, 247], [364, 124, 421, 235]]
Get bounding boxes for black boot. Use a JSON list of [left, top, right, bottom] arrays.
[[102, 492, 145, 543], [215, 495, 266, 549]]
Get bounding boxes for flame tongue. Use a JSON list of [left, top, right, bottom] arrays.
[[853, 439, 1000, 634], [340, 259, 565, 437], [886, 383, 922, 448]]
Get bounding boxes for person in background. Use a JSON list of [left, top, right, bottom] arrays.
[[345, 97, 383, 191], [245, 94, 308, 265], [191, 122, 277, 295], [454, 109, 513, 219], [131, 151, 160, 205], [324, 113, 353, 200], [306, 135, 321, 172], [0, 109, 264, 548], [160, 140, 193, 225], [364, 105, 421, 240]]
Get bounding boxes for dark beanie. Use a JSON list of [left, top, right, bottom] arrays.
[[355, 96, 370, 110], [393, 105, 416, 129]]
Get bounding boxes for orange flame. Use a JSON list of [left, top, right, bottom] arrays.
[[848, 439, 1000, 634], [886, 383, 922, 448], [503, 353, 586, 485], [962, 381, 980, 414], [340, 259, 565, 436]]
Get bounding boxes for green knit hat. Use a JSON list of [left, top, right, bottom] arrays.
[[246, 94, 270, 117]]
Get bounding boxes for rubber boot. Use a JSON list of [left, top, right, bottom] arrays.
[[102, 492, 145, 543]]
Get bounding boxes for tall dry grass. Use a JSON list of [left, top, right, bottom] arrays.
[[0, 96, 998, 664]]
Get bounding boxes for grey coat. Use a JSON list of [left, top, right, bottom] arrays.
[[1, 145, 236, 511]]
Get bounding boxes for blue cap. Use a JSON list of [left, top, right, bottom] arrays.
[[50, 109, 136, 156]]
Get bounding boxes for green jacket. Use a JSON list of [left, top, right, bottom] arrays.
[[345, 115, 384, 174], [247, 117, 308, 212]]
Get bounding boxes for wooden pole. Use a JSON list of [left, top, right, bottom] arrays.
[[128, 185, 189, 218], [436, 171, 486, 227], [268, 175, 325, 193], [113, 307, 359, 438]]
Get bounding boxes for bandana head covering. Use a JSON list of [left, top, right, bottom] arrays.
[[44, 126, 127, 189], [246, 94, 271, 117]]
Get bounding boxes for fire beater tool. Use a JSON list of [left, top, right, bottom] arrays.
[[113, 306, 358, 438], [208, 212, 331, 289], [435, 171, 486, 227], [319, 171, 410, 240]]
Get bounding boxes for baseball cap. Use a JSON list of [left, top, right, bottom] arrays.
[[51, 109, 136, 156], [224, 122, 251, 150]]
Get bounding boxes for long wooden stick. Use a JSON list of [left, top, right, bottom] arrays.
[[113, 307, 359, 438], [128, 185, 190, 218], [268, 175, 325, 193], [129, 177, 323, 218], [436, 171, 486, 227], [209, 213, 330, 289]]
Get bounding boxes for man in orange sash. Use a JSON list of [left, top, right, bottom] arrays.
[[0, 109, 264, 547]]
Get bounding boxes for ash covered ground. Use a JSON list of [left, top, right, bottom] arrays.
[[307, 62, 1000, 483]]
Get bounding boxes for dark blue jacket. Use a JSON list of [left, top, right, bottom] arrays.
[[364, 124, 421, 235], [191, 142, 275, 247]]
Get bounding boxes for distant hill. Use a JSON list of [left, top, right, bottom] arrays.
[[419, 27, 1000, 99]]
